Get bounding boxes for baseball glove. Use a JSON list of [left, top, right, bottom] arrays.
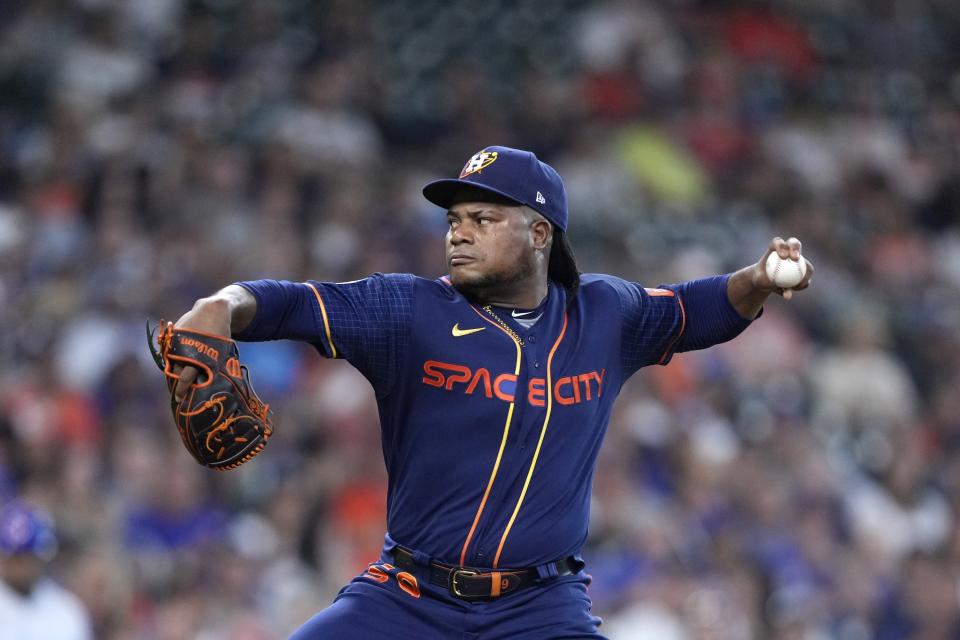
[[148, 321, 273, 471]]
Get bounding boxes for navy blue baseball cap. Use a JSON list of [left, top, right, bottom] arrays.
[[423, 146, 569, 231], [0, 500, 57, 559]]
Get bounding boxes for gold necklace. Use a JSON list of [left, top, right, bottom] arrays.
[[482, 305, 525, 346]]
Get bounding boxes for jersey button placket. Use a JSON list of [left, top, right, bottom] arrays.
[[528, 335, 541, 367], [474, 328, 538, 565], [468, 313, 529, 566]]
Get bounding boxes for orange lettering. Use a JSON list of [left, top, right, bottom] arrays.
[[528, 378, 546, 407], [422, 360, 550, 405], [578, 373, 593, 401], [397, 572, 421, 599], [465, 368, 493, 398], [225, 357, 241, 378], [493, 373, 517, 403], [422, 360, 446, 387], [422, 361, 472, 391], [444, 364, 471, 390], [554, 377, 575, 405], [182, 337, 220, 361], [363, 565, 390, 583]]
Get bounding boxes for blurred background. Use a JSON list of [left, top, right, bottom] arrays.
[[1, 0, 959, 638]]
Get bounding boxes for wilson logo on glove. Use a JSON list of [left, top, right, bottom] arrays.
[[147, 321, 274, 470], [179, 336, 220, 361]]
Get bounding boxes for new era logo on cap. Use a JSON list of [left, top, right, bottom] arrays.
[[422, 146, 569, 231]]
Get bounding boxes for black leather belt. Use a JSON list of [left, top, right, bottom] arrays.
[[391, 546, 577, 600]]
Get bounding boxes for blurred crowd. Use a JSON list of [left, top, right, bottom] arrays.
[[1, 0, 959, 638]]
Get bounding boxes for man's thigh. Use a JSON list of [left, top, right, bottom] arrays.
[[289, 566, 464, 640], [477, 575, 607, 640]]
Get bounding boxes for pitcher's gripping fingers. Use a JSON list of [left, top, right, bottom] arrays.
[[757, 236, 814, 300]]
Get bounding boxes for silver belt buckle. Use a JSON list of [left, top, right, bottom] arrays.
[[450, 568, 479, 598]]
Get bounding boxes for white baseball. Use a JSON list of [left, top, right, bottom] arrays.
[[765, 253, 807, 289]]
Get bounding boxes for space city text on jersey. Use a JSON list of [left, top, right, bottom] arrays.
[[422, 360, 606, 407]]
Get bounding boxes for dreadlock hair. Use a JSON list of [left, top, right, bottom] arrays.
[[548, 228, 580, 303]]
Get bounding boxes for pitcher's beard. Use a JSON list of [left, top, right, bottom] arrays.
[[452, 259, 535, 304]]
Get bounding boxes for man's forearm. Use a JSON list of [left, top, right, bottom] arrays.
[[726, 265, 769, 320]]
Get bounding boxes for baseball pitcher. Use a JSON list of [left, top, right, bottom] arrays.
[[154, 146, 812, 638]]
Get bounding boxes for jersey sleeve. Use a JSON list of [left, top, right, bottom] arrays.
[[604, 273, 753, 377], [233, 273, 416, 396], [669, 274, 754, 353]]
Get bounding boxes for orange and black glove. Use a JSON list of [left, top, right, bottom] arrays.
[[148, 322, 273, 470]]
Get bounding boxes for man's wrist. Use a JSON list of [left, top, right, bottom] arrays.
[[189, 285, 256, 335]]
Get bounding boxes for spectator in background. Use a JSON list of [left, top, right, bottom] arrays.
[[0, 499, 91, 640]]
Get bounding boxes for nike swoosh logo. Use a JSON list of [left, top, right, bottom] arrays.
[[512, 310, 542, 323], [452, 324, 486, 337]]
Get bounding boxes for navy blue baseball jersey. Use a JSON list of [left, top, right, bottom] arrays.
[[235, 272, 751, 570]]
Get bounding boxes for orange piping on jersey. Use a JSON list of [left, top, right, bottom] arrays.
[[493, 310, 568, 568], [458, 305, 523, 566], [658, 294, 687, 365], [305, 282, 338, 358]]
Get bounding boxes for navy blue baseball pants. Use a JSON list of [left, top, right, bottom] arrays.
[[289, 559, 606, 639]]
